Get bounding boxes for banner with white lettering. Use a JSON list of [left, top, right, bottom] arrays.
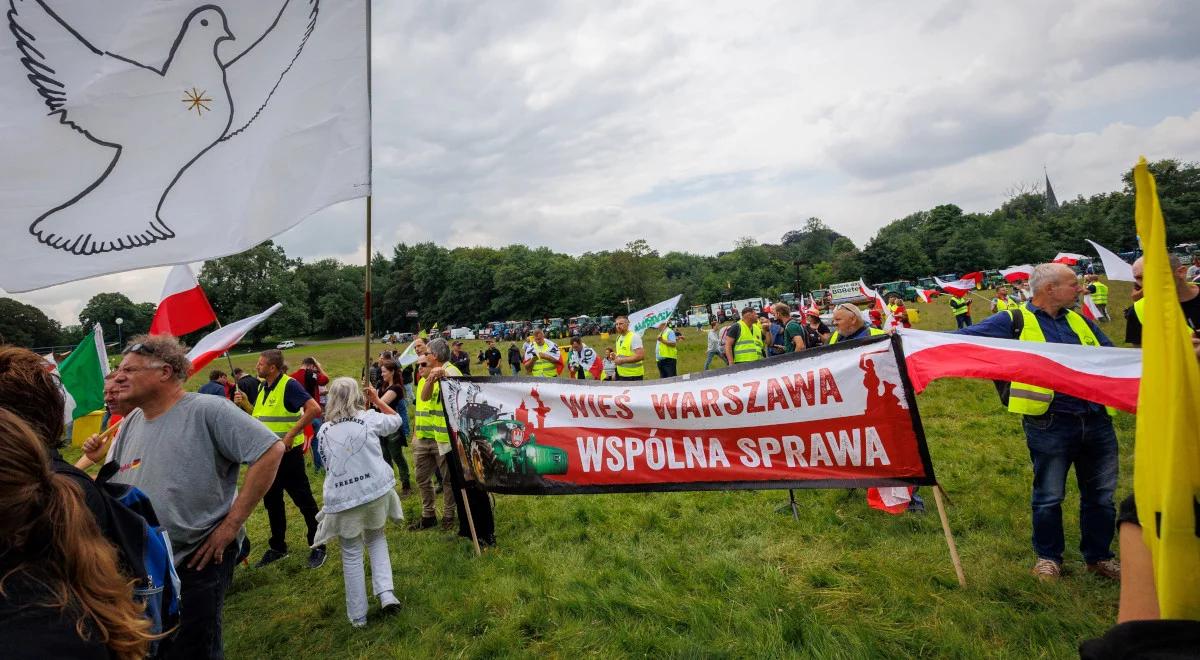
[[442, 335, 935, 494]]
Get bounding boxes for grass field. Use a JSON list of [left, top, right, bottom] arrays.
[[85, 283, 1139, 658]]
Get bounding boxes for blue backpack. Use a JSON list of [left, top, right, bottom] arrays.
[[95, 462, 182, 648]]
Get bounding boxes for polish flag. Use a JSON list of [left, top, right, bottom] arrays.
[[1053, 252, 1087, 265], [150, 265, 217, 337], [186, 304, 282, 375], [1000, 265, 1033, 282], [1079, 295, 1103, 322], [934, 276, 978, 298], [899, 328, 1140, 412], [867, 486, 913, 514], [961, 271, 984, 286], [915, 288, 937, 303]]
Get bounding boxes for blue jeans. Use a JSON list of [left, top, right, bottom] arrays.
[[1022, 410, 1118, 564], [955, 314, 972, 328], [703, 350, 727, 370], [310, 418, 324, 471]]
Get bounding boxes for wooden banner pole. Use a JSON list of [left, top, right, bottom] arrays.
[[933, 483, 966, 587]]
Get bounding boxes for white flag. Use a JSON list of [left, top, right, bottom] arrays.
[[1085, 239, 1136, 283], [396, 341, 419, 367], [0, 1, 369, 292], [627, 294, 683, 334]]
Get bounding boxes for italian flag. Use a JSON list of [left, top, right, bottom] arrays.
[[57, 324, 110, 420]]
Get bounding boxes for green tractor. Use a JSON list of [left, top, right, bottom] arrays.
[[874, 280, 917, 302], [471, 419, 569, 484]]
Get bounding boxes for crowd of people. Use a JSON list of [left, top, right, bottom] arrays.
[[2, 256, 1198, 657]]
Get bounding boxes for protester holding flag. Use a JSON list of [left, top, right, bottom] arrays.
[[949, 294, 972, 327], [613, 316, 646, 380], [567, 336, 604, 380], [412, 339, 462, 531], [954, 263, 1120, 581], [242, 349, 326, 570], [290, 357, 330, 472], [93, 335, 285, 658], [1083, 275, 1110, 321], [885, 295, 911, 329], [523, 328, 563, 378]]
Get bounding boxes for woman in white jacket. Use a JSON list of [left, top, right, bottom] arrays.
[[313, 377, 405, 627]]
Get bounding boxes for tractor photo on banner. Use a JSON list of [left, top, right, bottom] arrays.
[[442, 335, 936, 495]]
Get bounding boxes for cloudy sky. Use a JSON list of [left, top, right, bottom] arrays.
[[8, 0, 1200, 324]]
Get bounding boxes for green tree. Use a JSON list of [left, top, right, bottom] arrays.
[[78, 293, 154, 345], [0, 298, 62, 348], [199, 241, 309, 341]]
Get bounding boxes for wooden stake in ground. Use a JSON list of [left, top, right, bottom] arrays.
[[933, 483, 966, 587]]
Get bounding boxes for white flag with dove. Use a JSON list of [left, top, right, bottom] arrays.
[[0, 0, 368, 292]]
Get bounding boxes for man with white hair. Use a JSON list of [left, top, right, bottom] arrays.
[[827, 303, 885, 344], [956, 262, 1120, 582]]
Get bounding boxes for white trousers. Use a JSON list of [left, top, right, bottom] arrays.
[[340, 527, 394, 622]]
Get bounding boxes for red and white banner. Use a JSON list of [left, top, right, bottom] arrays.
[[961, 271, 984, 286], [900, 328, 1140, 412], [1080, 295, 1103, 321], [443, 336, 935, 494], [915, 288, 937, 303], [185, 303, 282, 375], [1053, 252, 1087, 265], [1000, 265, 1033, 282], [934, 276, 978, 298], [150, 264, 217, 336]]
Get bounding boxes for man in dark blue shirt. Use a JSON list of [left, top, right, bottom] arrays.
[[955, 263, 1120, 582], [197, 370, 230, 398]]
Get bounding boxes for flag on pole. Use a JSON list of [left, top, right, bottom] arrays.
[[185, 304, 282, 375], [1085, 239, 1136, 282], [628, 295, 683, 334], [999, 265, 1033, 282], [900, 328, 1140, 413], [149, 264, 217, 336], [0, 1, 370, 292], [57, 324, 109, 420], [960, 271, 984, 287], [1131, 157, 1200, 619], [396, 341, 420, 367], [914, 288, 937, 304], [1053, 252, 1087, 266], [934, 276, 978, 298]]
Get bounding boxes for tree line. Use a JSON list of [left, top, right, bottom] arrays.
[[5, 158, 1196, 348]]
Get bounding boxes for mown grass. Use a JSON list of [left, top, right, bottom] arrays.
[[93, 282, 1140, 658]]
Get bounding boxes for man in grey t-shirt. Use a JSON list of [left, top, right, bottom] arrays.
[[89, 335, 284, 660]]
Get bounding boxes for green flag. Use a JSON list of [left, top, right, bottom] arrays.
[[57, 324, 109, 420]]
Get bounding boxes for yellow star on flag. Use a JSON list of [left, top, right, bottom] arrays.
[[182, 87, 212, 116]]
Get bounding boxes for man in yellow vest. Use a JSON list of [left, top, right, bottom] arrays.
[[1124, 255, 1200, 347], [655, 320, 682, 378], [242, 349, 325, 569], [612, 315, 645, 381], [1084, 274, 1110, 321], [955, 263, 1120, 582], [949, 294, 972, 328], [523, 327, 561, 378], [411, 338, 463, 531], [827, 303, 886, 343], [723, 306, 765, 364], [991, 286, 1016, 313]]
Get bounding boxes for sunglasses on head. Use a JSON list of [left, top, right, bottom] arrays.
[[123, 342, 158, 357]]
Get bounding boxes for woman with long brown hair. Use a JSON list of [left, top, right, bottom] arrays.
[[376, 357, 412, 496], [0, 409, 156, 659]]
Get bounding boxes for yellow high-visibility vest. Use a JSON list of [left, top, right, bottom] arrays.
[[732, 320, 764, 363], [615, 331, 644, 377], [529, 341, 559, 378], [1091, 281, 1109, 305], [657, 328, 678, 360], [828, 327, 885, 344], [414, 364, 462, 445], [253, 374, 303, 448], [1007, 307, 1115, 417]]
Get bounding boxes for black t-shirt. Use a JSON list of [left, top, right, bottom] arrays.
[[0, 570, 110, 659], [450, 352, 471, 375], [236, 375, 261, 405], [1124, 291, 1200, 345], [484, 347, 502, 368]]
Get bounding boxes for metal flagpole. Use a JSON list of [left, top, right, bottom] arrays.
[[362, 0, 374, 382]]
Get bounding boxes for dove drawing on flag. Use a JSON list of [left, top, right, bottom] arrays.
[[7, 0, 318, 256]]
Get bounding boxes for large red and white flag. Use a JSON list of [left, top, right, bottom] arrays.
[[1079, 295, 1103, 322], [185, 303, 282, 375], [149, 265, 217, 337], [1053, 252, 1087, 265], [934, 276, 978, 298], [961, 271, 984, 286], [1000, 265, 1033, 282], [900, 328, 1140, 412], [914, 288, 937, 303]]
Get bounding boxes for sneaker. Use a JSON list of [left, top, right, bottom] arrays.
[[1086, 559, 1121, 581], [408, 516, 437, 531], [351, 617, 367, 629], [440, 518, 457, 531], [1031, 558, 1062, 582], [307, 546, 327, 569], [254, 548, 288, 568]]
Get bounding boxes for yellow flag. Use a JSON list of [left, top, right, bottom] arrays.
[[1132, 157, 1200, 619]]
